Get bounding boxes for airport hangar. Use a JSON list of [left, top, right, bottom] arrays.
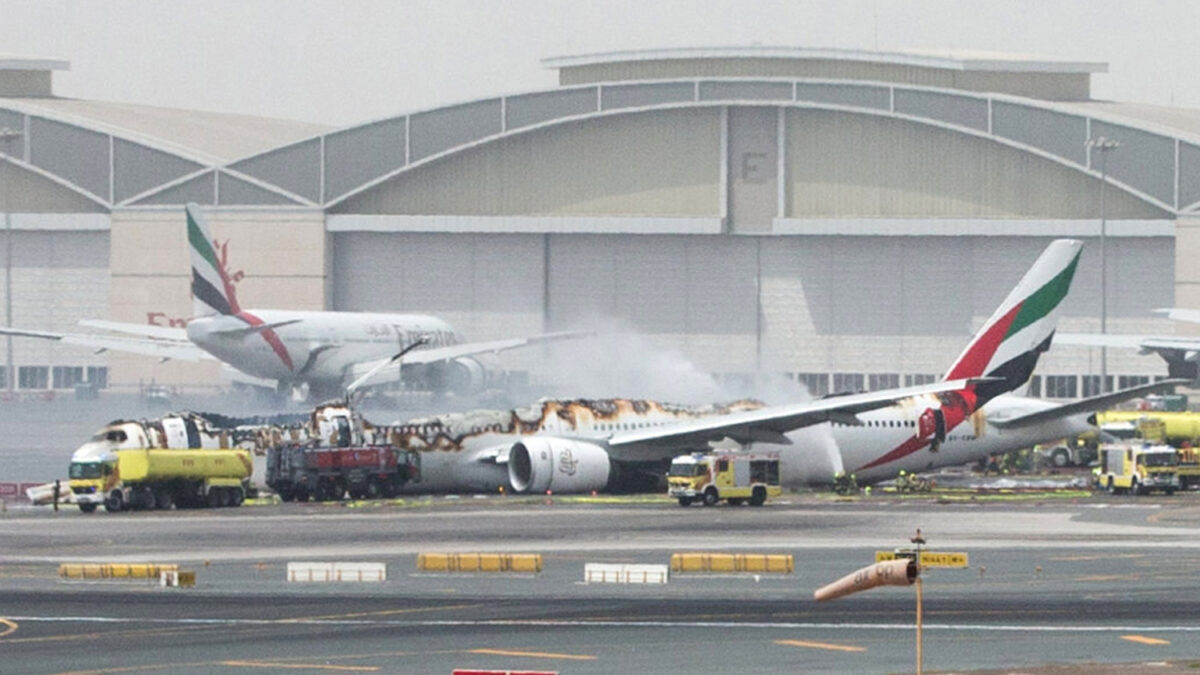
[[0, 47, 1194, 401]]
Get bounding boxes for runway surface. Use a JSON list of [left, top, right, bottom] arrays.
[[2, 496, 1200, 674]]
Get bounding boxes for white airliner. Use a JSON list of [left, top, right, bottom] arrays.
[[0, 204, 585, 400], [1056, 307, 1200, 385], [329, 238, 1172, 494]]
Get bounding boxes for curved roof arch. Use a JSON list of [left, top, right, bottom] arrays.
[[196, 77, 1200, 216]]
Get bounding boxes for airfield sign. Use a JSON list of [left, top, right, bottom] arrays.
[[876, 549, 969, 568]]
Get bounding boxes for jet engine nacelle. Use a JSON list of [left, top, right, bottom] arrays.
[[507, 437, 611, 494], [427, 357, 487, 395]]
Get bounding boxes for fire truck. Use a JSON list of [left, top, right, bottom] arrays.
[[1097, 444, 1180, 495], [667, 452, 781, 506], [264, 404, 419, 501]]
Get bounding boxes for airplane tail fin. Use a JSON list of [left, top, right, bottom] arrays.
[[187, 203, 240, 318], [943, 239, 1082, 407]]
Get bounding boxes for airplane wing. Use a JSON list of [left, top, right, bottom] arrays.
[[398, 331, 592, 366], [0, 326, 210, 362], [602, 378, 988, 460], [77, 319, 189, 341], [1156, 308, 1200, 324], [987, 379, 1191, 430], [1054, 332, 1170, 350]]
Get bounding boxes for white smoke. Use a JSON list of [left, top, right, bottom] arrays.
[[537, 317, 726, 404], [536, 315, 846, 484]]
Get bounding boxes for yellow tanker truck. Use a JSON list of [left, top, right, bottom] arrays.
[[1096, 410, 1200, 447], [69, 446, 252, 513]]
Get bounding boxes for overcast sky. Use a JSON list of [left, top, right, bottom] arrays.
[[3, 0, 1199, 127]]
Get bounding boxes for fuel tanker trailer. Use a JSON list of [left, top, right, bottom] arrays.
[[68, 416, 253, 513]]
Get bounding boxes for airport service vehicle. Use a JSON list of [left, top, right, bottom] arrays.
[[69, 446, 252, 513], [1097, 410, 1200, 447], [265, 445, 419, 502], [668, 452, 781, 506], [1172, 446, 1200, 490], [1096, 444, 1179, 495]]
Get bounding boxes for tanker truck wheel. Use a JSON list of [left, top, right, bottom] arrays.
[[78, 503, 97, 513], [702, 488, 719, 506], [206, 489, 222, 508], [229, 487, 244, 506], [677, 496, 693, 506], [154, 489, 173, 510], [104, 490, 125, 513]]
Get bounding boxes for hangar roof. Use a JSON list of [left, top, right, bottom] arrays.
[[0, 55, 69, 71], [543, 46, 1108, 74], [1, 97, 329, 164], [544, 46, 1105, 101], [1067, 101, 1200, 139]]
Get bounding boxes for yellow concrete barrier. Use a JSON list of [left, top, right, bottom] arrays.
[[670, 553, 793, 574], [416, 553, 542, 573], [59, 563, 180, 580]]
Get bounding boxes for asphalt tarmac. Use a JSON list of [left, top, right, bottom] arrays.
[[2, 495, 1200, 674]]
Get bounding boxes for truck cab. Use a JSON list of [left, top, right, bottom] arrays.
[[1097, 444, 1179, 495], [668, 452, 781, 507]]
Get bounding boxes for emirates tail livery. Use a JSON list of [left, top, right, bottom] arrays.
[[0, 204, 585, 400], [349, 238, 1169, 494]]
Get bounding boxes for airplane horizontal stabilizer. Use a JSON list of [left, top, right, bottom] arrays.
[[988, 379, 1191, 430], [209, 318, 303, 339]]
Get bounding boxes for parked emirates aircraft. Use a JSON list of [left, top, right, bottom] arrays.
[[0, 204, 584, 400], [332, 238, 1166, 493]]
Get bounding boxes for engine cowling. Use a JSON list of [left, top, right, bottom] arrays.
[[508, 437, 611, 494], [441, 357, 487, 395]]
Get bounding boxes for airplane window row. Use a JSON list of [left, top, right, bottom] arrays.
[[596, 421, 669, 432], [833, 419, 917, 428]]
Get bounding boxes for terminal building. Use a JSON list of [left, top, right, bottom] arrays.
[[0, 46, 1195, 400]]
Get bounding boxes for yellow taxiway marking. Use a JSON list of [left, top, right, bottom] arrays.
[[1122, 635, 1170, 646], [469, 648, 597, 661], [220, 662, 379, 671], [0, 617, 17, 638], [775, 639, 866, 653]]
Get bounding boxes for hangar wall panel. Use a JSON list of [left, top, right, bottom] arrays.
[[547, 234, 759, 372], [331, 232, 545, 345], [331, 109, 720, 217], [1, 231, 110, 375], [113, 139, 203, 204], [756, 234, 1172, 379], [324, 119, 407, 201], [107, 209, 326, 388], [1174, 217, 1200, 336], [29, 118, 110, 201], [784, 110, 1168, 219], [0, 162, 105, 212], [727, 107, 778, 233]]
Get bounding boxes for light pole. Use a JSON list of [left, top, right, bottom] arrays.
[[0, 127, 22, 394], [1087, 136, 1119, 394]]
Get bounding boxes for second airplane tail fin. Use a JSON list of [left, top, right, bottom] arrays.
[[943, 239, 1083, 407], [187, 203, 241, 318]]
